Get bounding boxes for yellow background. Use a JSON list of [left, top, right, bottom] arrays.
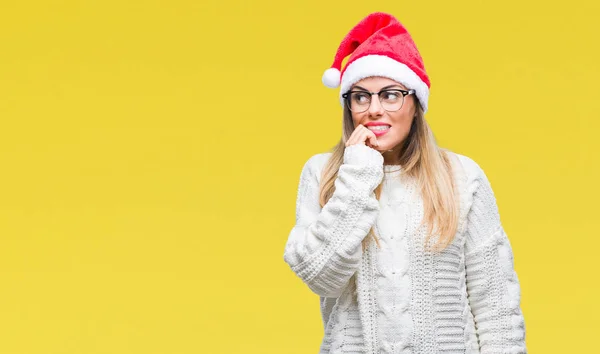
[[1, 1, 598, 353]]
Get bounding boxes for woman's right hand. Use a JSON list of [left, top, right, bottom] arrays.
[[345, 124, 380, 150]]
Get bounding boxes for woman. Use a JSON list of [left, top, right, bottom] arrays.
[[283, 12, 527, 354]]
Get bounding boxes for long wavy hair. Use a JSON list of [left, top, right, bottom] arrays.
[[318, 99, 459, 252]]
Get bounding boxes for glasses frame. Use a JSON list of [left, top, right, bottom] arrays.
[[342, 88, 416, 113]]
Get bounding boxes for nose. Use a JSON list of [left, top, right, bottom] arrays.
[[368, 94, 385, 117]]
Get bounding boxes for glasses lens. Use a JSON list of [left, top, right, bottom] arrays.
[[380, 90, 404, 112], [348, 92, 370, 113]]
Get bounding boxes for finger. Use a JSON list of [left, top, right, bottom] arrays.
[[368, 133, 379, 147], [359, 130, 373, 147], [359, 129, 371, 145], [360, 128, 378, 147], [345, 131, 354, 147], [346, 124, 364, 147], [346, 131, 357, 147], [361, 128, 379, 147]]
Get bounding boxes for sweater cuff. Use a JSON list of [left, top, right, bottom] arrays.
[[343, 144, 384, 166]]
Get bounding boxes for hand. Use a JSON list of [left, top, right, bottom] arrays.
[[345, 124, 380, 150]]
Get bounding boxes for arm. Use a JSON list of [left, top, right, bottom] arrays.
[[283, 144, 383, 297], [463, 161, 527, 353]]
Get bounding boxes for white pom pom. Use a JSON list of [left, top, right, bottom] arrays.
[[322, 68, 341, 88]]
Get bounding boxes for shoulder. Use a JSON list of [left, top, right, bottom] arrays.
[[300, 151, 333, 181], [304, 151, 333, 168], [445, 151, 500, 234], [445, 150, 487, 186]]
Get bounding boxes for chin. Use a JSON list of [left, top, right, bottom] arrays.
[[379, 140, 402, 152], [375, 144, 390, 152]]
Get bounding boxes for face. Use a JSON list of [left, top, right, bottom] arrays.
[[348, 76, 417, 157]]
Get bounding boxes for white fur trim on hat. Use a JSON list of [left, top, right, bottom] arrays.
[[339, 54, 430, 112]]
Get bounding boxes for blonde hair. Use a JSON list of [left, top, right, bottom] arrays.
[[318, 101, 459, 252]]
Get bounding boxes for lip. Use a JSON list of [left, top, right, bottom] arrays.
[[370, 128, 389, 137], [364, 122, 391, 137], [364, 122, 391, 127]]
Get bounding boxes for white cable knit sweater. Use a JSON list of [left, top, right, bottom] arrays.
[[283, 144, 526, 354]]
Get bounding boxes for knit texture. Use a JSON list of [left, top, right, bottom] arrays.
[[283, 144, 527, 353]]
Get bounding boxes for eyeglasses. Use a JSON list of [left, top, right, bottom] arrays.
[[342, 88, 416, 113]]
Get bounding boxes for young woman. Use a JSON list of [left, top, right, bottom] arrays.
[[283, 12, 527, 354]]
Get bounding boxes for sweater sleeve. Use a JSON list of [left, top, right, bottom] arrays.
[[463, 160, 527, 354], [283, 144, 384, 297]]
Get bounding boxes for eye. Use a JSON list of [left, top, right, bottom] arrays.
[[381, 90, 400, 102], [351, 92, 370, 104]]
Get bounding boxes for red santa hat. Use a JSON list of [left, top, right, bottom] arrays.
[[322, 12, 431, 112]]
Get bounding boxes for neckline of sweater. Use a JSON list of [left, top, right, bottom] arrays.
[[383, 164, 402, 177]]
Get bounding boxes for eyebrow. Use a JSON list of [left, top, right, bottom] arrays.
[[352, 84, 405, 91]]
